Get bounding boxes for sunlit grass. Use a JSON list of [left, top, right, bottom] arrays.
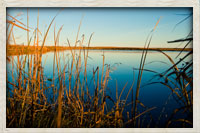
[[6, 9, 193, 128]]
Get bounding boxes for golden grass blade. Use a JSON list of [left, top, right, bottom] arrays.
[[157, 50, 179, 72], [125, 107, 156, 124], [7, 20, 30, 31], [75, 15, 84, 47], [153, 17, 162, 31], [7, 14, 32, 29]]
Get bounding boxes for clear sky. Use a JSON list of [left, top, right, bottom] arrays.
[[7, 8, 192, 48]]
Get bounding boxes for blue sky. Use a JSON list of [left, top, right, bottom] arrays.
[[7, 8, 192, 48]]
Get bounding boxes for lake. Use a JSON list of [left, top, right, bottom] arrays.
[[6, 50, 193, 128]]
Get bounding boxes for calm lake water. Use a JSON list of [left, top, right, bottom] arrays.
[[7, 50, 192, 127]]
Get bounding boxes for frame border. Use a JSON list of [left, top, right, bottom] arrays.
[[0, 0, 199, 132]]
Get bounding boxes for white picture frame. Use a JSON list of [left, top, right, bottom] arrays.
[[0, 0, 199, 132]]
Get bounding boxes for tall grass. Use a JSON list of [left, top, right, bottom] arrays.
[[6, 10, 136, 128], [6, 9, 192, 128]]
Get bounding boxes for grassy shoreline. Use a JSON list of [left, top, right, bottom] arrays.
[[6, 10, 193, 127], [7, 45, 192, 56]]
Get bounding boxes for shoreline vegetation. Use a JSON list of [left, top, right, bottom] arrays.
[[7, 45, 192, 56], [6, 9, 193, 128]]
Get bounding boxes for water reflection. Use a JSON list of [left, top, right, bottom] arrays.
[[6, 50, 192, 127]]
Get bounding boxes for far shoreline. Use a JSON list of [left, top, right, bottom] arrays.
[[7, 45, 193, 56]]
